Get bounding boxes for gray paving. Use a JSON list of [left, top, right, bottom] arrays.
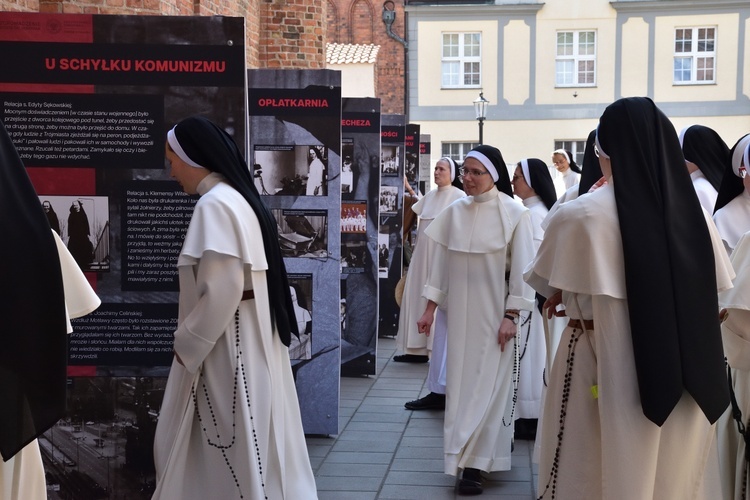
[[308, 337, 540, 499]]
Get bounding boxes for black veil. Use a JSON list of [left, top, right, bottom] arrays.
[[0, 120, 67, 460], [598, 97, 727, 426], [172, 116, 298, 346]]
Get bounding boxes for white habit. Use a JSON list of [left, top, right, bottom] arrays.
[[396, 185, 464, 355], [515, 195, 548, 420], [714, 190, 750, 256], [691, 169, 719, 215], [525, 182, 733, 499], [152, 174, 317, 500], [306, 157, 324, 196], [423, 186, 535, 475], [717, 231, 750, 499], [0, 231, 100, 500], [554, 169, 580, 198]]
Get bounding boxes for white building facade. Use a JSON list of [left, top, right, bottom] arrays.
[[405, 0, 750, 171]]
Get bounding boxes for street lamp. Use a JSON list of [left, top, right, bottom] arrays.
[[473, 91, 489, 145]]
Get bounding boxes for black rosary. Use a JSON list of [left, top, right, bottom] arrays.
[[191, 308, 268, 500], [536, 328, 584, 500]]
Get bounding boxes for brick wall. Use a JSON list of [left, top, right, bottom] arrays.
[[260, 0, 326, 69], [0, 0, 38, 11], [0, 0, 325, 69], [325, 0, 405, 114]]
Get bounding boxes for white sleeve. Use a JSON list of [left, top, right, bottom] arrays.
[[506, 210, 536, 311], [52, 230, 100, 331], [422, 239, 448, 306], [173, 251, 244, 373]]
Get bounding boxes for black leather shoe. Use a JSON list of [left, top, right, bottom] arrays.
[[393, 354, 429, 363], [514, 418, 538, 441], [404, 392, 445, 410], [457, 467, 483, 495]]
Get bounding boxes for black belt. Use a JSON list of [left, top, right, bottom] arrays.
[[241, 289, 255, 301]]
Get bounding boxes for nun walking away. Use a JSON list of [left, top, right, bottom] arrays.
[[714, 134, 750, 256], [679, 124, 730, 214], [0, 119, 100, 499], [417, 145, 535, 495], [509, 158, 557, 438], [532, 132, 604, 464], [525, 97, 734, 499], [153, 116, 317, 500]]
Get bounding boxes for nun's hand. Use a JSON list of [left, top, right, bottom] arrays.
[[588, 176, 608, 193], [543, 291, 565, 320], [417, 301, 437, 336], [498, 318, 516, 352], [719, 308, 729, 323]]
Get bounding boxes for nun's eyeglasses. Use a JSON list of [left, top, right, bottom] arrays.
[[459, 167, 489, 178]]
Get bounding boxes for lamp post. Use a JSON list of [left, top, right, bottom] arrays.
[[473, 91, 489, 145]]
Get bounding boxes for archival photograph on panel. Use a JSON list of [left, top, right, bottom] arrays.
[[341, 143, 354, 194], [340, 201, 367, 234], [377, 229, 391, 278], [272, 208, 328, 258], [253, 144, 328, 196], [381, 145, 400, 176], [405, 150, 418, 185], [341, 234, 368, 274], [39, 195, 110, 272], [379, 186, 398, 215], [287, 273, 313, 361]]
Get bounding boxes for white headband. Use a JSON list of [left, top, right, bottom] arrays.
[[678, 125, 697, 163], [732, 135, 750, 177], [167, 126, 205, 169], [595, 126, 610, 160], [439, 157, 457, 181], [552, 149, 570, 163], [520, 159, 532, 189], [465, 150, 499, 182], [677, 125, 692, 149]]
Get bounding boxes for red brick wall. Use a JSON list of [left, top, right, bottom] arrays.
[[350, 0, 372, 44], [325, 0, 405, 114], [36, 0, 163, 15], [260, 0, 326, 69], [0, 0, 325, 69], [0, 0, 38, 11]]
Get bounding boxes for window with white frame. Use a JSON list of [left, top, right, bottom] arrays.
[[555, 30, 596, 87], [441, 32, 481, 88], [554, 140, 586, 167], [674, 27, 716, 84], [442, 142, 479, 163]]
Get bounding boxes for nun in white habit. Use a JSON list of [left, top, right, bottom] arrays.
[[716, 231, 750, 499], [153, 116, 317, 500], [0, 119, 100, 500], [714, 134, 750, 256], [400, 157, 465, 410], [679, 124, 729, 215], [509, 158, 556, 425], [395, 157, 464, 366], [551, 149, 581, 198], [526, 97, 734, 499], [417, 145, 535, 495]]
